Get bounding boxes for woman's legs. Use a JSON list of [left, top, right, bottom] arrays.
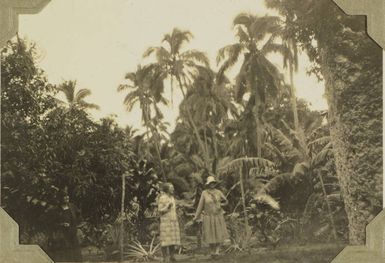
[[209, 244, 216, 256], [214, 243, 220, 255], [162, 245, 178, 262], [209, 243, 221, 257], [169, 245, 176, 261], [161, 246, 169, 262]]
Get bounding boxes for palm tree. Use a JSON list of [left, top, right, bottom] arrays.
[[118, 65, 168, 181], [181, 67, 238, 161], [56, 80, 100, 110], [282, 34, 300, 132], [143, 28, 211, 169], [217, 13, 285, 157]]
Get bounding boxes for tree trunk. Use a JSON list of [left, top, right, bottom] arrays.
[[153, 131, 167, 181], [289, 63, 299, 132], [120, 173, 126, 262], [176, 75, 211, 169], [145, 109, 167, 181], [239, 165, 249, 239], [319, 44, 382, 245], [317, 170, 338, 240]]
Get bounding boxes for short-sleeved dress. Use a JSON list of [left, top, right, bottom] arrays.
[[195, 189, 229, 244], [158, 193, 181, 247]]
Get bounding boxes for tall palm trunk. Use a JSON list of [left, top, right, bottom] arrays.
[[246, 71, 263, 158], [289, 63, 299, 132], [203, 127, 209, 159], [253, 88, 262, 158], [145, 109, 167, 181], [239, 165, 249, 236], [211, 125, 219, 160], [152, 130, 167, 182], [175, 74, 211, 170], [120, 173, 126, 262]]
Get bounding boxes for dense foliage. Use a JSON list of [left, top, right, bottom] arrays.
[[265, 0, 382, 244], [1, 39, 158, 251], [1, 0, 382, 258]]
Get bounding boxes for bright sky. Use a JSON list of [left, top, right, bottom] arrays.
[[18, 0, 327, 132]]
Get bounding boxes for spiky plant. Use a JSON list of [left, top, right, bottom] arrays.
[[124, 236, 160, 262]]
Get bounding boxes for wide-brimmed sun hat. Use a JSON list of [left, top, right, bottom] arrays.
[[205, 176, 217, 185]]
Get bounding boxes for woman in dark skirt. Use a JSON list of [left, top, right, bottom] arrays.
[[51, 193, 83, 262]]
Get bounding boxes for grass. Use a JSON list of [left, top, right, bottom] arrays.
[[81, 243, 346, 263], [171, 243, 346, 263]]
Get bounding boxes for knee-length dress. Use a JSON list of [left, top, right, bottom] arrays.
[[195, 189, 229, 244], [158, 193, 181, 247]]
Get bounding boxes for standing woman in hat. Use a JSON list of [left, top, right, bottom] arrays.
[[193, 176, 229, 258], [158, 183, 181, 262]]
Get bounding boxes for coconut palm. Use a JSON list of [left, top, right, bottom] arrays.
[[143, 28, 211, 169], [143, 28, 210, 99], [117, 65, 168, 180], [56, 80, 100, 110], [181, 67, 238, 161], [282, 36, 300, 132], [217, 13, 286, 157]]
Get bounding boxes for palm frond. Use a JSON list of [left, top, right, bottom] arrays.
[[74, 88, 92, 102], [264, 142, 285, 163], [57, 80, 76, 104], [216, 43, 242, 65], [311, 146, 333, 167], [249, 15, 282, 41], [123, 90, 141, 111], [254, 193, 280, 210], [164, 28, 193, 54], [143, 47, 156, 58], [180, 49, 210, 67], [262, 42, 288, 57], [78, 101, 100, 110], [257, 172, 292, 195], [217, 44, 243, 81], [271, 126, 296, 153], [218, 157, 275, 175], [235, 26, 250, 43], [308, 136, 331, 148], [234, 59, 249, 102], [124, 72, 137, 82], [117, 84, 135, 92], [233, 13, 253, 28], [155, 47, 171, 63]]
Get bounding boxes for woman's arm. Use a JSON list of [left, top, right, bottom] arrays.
[[158, 195, 171, 215], [194, 192, 205, 220], [219, 190, 228, 206]]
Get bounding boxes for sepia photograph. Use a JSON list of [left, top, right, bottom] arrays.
[[0, 0, 383, 262]]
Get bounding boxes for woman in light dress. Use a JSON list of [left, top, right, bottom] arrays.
[[158, 183, 181, 262], [193, 176, 229, 258]]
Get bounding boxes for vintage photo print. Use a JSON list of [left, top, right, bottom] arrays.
[[0, 0, 383, 262]]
